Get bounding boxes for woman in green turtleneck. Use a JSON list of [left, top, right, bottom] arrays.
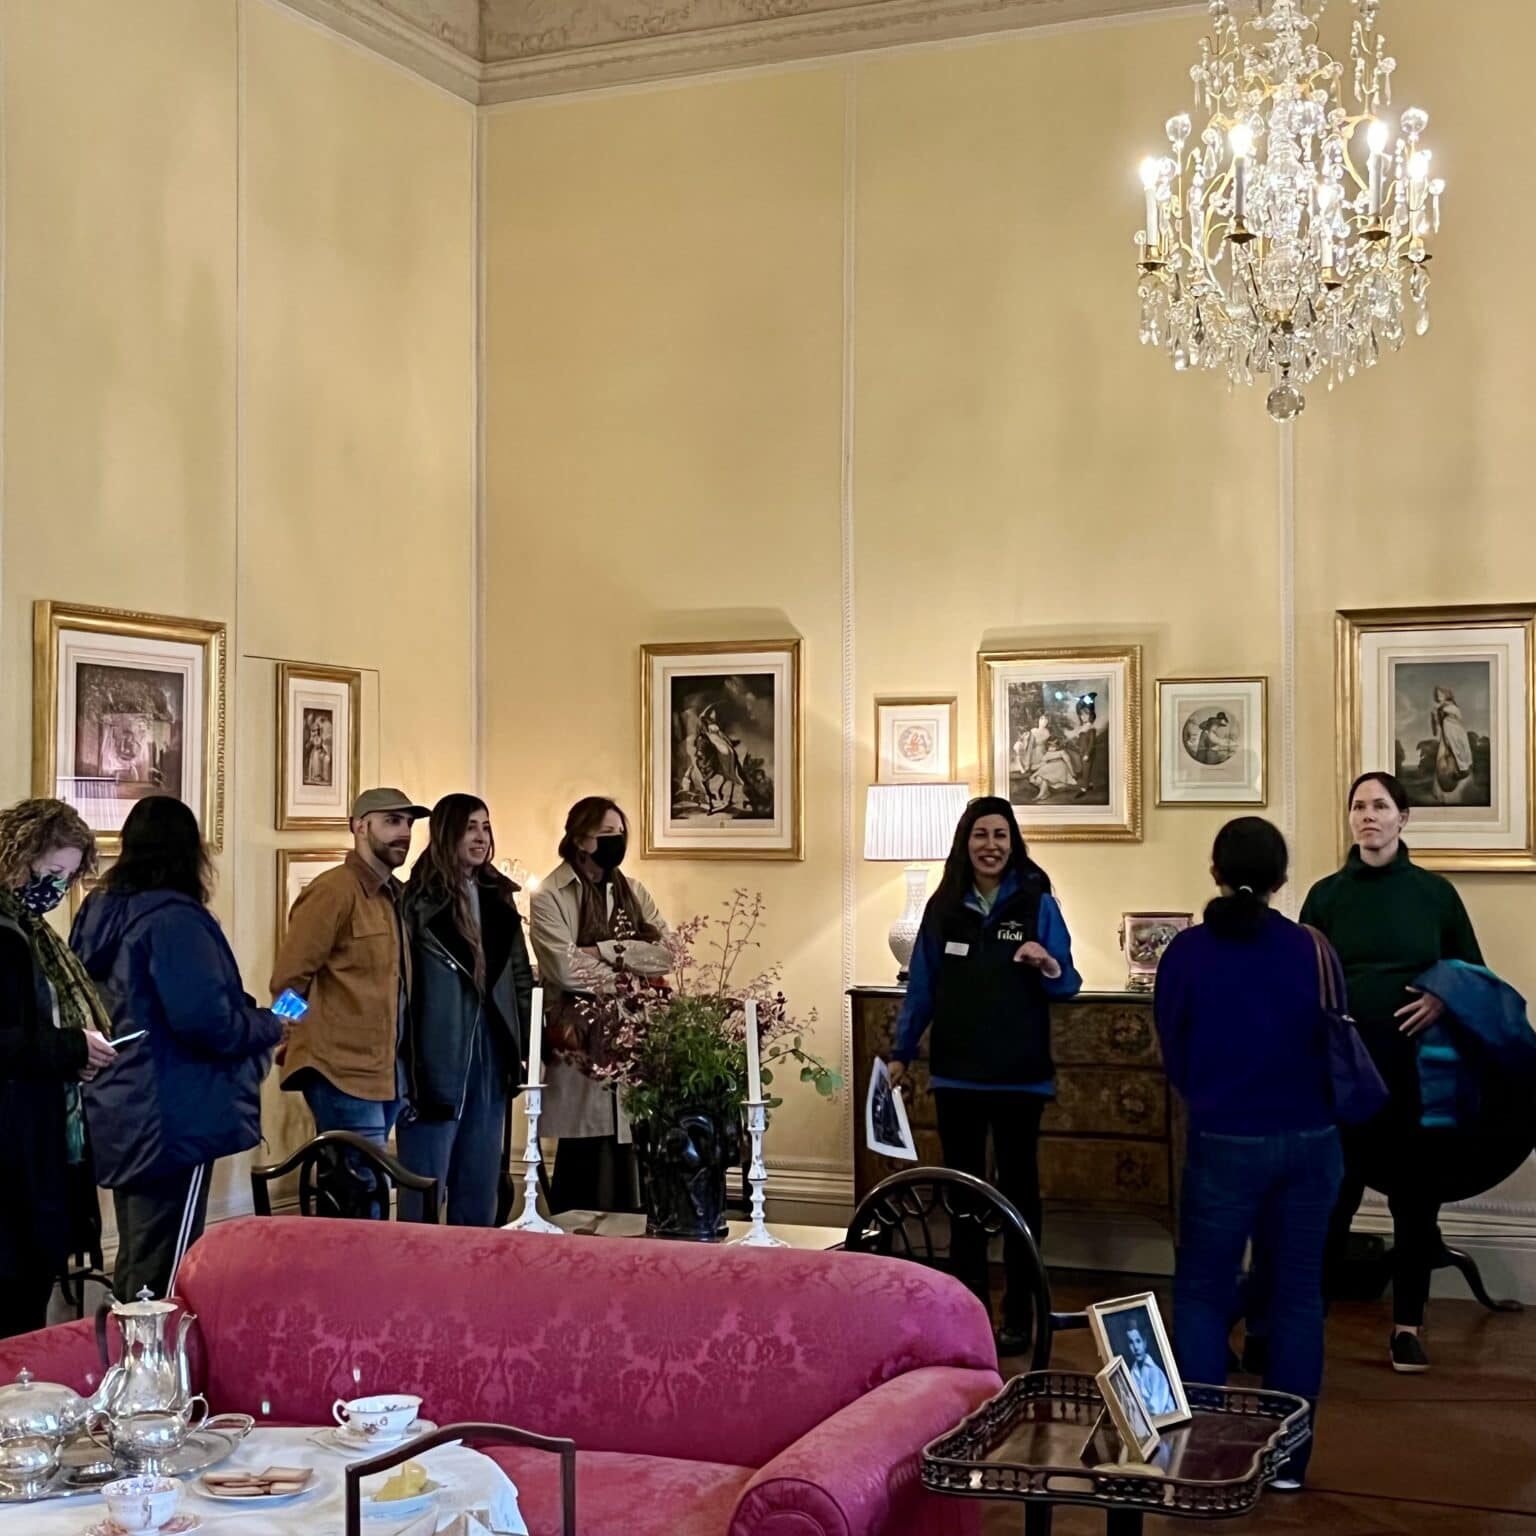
[[1300, 770, 1482, 1375]]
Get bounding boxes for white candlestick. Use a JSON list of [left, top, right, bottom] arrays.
[[1143, 187, 1159, 252], [1321, 226, 1335, 269], [527, 985, 543, 1088], [1368, 155, 1382, 216], [745, 999, 762, 1104], [1234, 156, 1248, 223]]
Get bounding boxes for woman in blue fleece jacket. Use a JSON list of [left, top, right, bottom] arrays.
[[887, 795, 1080, 1355]]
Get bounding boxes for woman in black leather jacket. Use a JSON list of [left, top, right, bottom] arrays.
[[398, 794, 532, 1225]]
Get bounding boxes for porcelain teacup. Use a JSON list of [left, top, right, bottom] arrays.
[[332, 1394, 422, 1444], [102, 1473, 181, 1533]]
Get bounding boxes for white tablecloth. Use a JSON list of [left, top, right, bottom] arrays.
[[0, 1426, 524, 1536]]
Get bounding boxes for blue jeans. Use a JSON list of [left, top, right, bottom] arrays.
[[395, 1026, 508, 1227], [1175, 1127, 1343, 1477], [300, 1076, 403, 1220]]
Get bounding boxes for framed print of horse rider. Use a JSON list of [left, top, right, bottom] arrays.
[[1337, 604, 1536, 872], [641, 640, 803, 860]]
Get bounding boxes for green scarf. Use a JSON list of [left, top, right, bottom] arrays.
[[0, 888, 114, 1164]]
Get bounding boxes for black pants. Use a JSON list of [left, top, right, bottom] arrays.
[[0, 1269, 56, 1338], [1324, 1125, 1443, 1328], [549, 1136, 641, 1216], [112, 1163, 212, 1302], [933, 1089, 1046, 1332]]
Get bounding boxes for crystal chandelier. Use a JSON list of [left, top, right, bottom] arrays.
[[1135, 0, 1444, 421]]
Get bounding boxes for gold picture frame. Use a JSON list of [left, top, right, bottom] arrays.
[[276, 661, 362, 831], [1155, 676, 1268, 807], [1336, 604, 1536, 872], [978, 645, 1143, 842], [640, 639, 804, 860], [276, 848, 349, 947], [874, 695, 959, 784], [33, 601, 227, 855]]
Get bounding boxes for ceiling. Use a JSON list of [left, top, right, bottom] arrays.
[[281, 0, 1195, 102]]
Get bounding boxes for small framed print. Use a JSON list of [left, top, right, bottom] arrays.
[[1094, 1356, 1162, 1464], [276, 662, 361, 831], [1088, 1291, 1191, 1429], [1157, 677, 1267, 806], [1337, 604, 1535, 871], [875, 696, 958, 783], [276, 849, 348, 947]]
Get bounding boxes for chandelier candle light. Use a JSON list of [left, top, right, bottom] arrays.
[[736, 998, 787, 1248], [507, 985, 563, 1235], [1135, 0, 1444, 421]]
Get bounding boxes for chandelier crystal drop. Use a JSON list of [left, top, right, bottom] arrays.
[[1135, 0, 1444, 421]]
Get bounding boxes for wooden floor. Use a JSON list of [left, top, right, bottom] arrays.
[[981, 1272, 1536, 1535]]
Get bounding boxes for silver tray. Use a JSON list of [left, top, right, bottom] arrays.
[[0, 1423, 248, 1505]]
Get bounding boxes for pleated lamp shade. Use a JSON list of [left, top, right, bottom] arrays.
[[863, 782, 970, 863]]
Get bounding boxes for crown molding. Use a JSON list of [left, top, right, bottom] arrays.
[[478, 0, 1196, 102], [272, 0, 482, 100], [270, 0, 1193, 105]]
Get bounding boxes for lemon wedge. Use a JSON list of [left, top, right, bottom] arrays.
[[375, 1462, 429, 1502]]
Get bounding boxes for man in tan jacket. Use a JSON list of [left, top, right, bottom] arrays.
[[272, 787, 427, 1151]]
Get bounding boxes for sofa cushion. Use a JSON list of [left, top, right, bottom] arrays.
[[484, 1448, 752, 1536], [178, 1218, 995, 1466]]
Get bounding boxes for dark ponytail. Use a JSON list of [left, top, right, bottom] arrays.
[[1203, 816, 1288, 941]]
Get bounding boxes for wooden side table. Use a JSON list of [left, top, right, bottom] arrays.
[[849, 987, 1185, 1232], [923, 1371, 1308, 1534]]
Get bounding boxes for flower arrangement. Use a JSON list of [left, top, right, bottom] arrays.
[[573, 889, 843, 1129]]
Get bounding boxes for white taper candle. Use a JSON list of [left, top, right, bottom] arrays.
[[745, 999, 763, 1104], [527, 985, 544, 1088]]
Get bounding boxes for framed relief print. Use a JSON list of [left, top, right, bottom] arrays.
[[641, 640, 803, 860], [1156, 677, 1267, 805], [276, 849, 348, 946], [33, 601, 226, 854], [875, 696, 958, 783], [1337, 605, 1535, 871], [276, 662, 361, 830], [978, 646, 1142, 841]]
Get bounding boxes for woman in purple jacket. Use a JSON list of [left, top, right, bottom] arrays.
[[1154, 817, 1341, 1488]]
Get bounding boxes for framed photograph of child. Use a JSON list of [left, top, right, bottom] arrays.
[[1157, 677, 1267, 806], [1094, 1355, 1162, 1464], [1088, 1291, 1191, 1428]]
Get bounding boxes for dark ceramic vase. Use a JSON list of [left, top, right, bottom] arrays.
[[633, 1105, 744, 1242]]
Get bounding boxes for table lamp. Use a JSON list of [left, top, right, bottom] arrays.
[[864, 782, 970, 980]]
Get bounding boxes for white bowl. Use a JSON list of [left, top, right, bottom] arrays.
[[361, 1473, 442, 1522]]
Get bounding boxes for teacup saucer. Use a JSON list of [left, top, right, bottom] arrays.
[[314, 1420, 436, 1456], [82, 1518, 200, 1536]]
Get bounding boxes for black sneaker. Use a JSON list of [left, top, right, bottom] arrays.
[[1390, 1330, 1430, 1373]]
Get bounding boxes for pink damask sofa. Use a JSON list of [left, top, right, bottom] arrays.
[[1, 1218, 1001, 1536]]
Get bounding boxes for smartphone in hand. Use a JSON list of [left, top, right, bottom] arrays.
[[272, 988, 309, 1021]]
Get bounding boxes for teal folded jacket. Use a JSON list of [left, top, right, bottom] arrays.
[[1413, 960, 1536, 1130]]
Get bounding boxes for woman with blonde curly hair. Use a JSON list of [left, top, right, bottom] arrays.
[[0, 798, 116, 1335]]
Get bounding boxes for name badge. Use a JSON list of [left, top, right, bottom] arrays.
[[944, 941, 971, 957]]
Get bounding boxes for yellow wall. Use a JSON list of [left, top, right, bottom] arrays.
[[484, 0, 1536, 1231], [0, 0, 476, 1224]]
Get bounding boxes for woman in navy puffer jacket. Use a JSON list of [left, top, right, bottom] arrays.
[[72, 798, 282, 1301]]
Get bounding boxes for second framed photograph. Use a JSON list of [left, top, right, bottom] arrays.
[[874, 696, 958, 784], [1094, 1356, 1162, 1464], [276, 848, 349, 948], [640, 640, 803, 860], [1088, 1291, 1190, 1428], [1156, 677, 1267, 807], [978, 646, 1142, 841], [277, 662, 361, 831]]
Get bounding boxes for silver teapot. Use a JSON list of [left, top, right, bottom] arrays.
[[93, 1289, 197, 1421], [0, 1367, 88, 1449]]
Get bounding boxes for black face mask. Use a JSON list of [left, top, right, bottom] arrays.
[[19, 871, 70, 916], [590, 834, 627, 873]]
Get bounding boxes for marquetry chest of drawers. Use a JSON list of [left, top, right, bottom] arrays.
[[849, 987, 1184, 1231]]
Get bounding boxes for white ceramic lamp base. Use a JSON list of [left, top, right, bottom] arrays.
[[887, 863, 931, 981]]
